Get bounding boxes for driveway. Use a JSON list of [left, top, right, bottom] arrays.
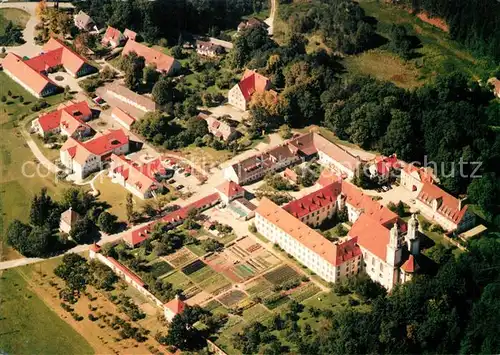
[[48, 72, 82, 93], [203, 104, 249, 123], [265, 0, 276, 36], [0, 2, 74, 59]]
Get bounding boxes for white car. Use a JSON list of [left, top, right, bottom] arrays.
[[382, 186, 389, 192]]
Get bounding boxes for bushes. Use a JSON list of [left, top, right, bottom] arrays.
[[79, 74, 104, 93]]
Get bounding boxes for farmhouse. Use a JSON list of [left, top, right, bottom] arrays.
[[31, 101, 94, 138], [106, 83, 157, 113], [101, 26, 126, 48], [415, 182, 475, 233], [122, 40, 181, 75], [2, 38, 97, 97], [111, 107, 136, 130], [196, 40, 225, 57], [228, 69, 271, 111], [60, 129, 130, 180], [223, 132, 361, 185], [216, 180, 247, 204], [202, 115, 240, 142], [237, 17, 268, 32], [74, 11, 96, 31], [109, 154, 166, 199], [123, 29, 137, 41]]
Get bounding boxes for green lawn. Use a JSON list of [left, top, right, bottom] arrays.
[[0, 73, 68, 259], [0, 8, 29, 34], [0, 269, 94, 354]]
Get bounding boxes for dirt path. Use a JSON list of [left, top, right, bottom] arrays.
[[265, 0, 276, 36]]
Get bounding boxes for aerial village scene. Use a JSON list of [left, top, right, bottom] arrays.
[[0, 0, 499, 354]]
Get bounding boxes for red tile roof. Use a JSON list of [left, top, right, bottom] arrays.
[[102, 26, 124, 45], [237, 69, 270, 101], [110, 154, 162, 194], [38, 101, 92, 133], [341, 180, 399, 226], [256, 197, 357, 266], [112, 107, 136, 127], [124, 193, 221, 246], [401, 254, 419, 273], [317, 169, 343, 187], [61, 129, 129, 165], [402, 163, 436, 184], [216, 180, 245, 198], [42, 38, 90, 75], [122, 40, 178, 73], [283, 181, 341, 219], [417, 182, 468, 224], [123, 29, 137, 41], [348, 214, 392, 261], [164, 297, 185, 315], [3, 53, 55, 95]]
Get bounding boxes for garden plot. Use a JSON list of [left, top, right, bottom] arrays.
[[185, 290, 213, 306], [164, 247, 198, 268], [263, 265, 301, 285], [217, 290, 248, 307], [244, 277, 273, 297], [242, 303, 273, 323], [147, 260, 174, 278], [160, 271, 194, 289], [289, 283, 321, 302], [205, 237, 281, 283]]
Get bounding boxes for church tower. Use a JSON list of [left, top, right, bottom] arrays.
[[386, 223, 402, 266], [406, 214, 420, 255]]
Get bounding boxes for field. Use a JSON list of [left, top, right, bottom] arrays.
[[165, 247, 198, 268], [0, 72, 68, 259], [93, 175, 144, 222], [263, 264, 301, 285], [0, 8, 29, 34], [0, 268, 94, 354], [346, 0, 496, 85]]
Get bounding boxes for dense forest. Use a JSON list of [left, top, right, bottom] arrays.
[[75, 0, 265, 42], [393, 0, 500, 61]]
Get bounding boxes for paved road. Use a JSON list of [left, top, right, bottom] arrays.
[[20, 120, 61, 173], [0, 2, 74, 58]]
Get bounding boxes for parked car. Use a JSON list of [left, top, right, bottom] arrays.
[[93, 96, 106, 106], [168, 179, 176, 184], [382, 186, 389, 192], [184, 172, 191, 177], [178, 168, 185, 173], [176, 184, 184, 190]]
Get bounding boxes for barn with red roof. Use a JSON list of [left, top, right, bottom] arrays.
[[228, 69, 271, 111]]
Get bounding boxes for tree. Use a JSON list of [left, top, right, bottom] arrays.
[[467, 173, 499, 218], [185, 116, 208, 138], [388, 24, 414, 59], [121, 51, 145, 90], [171, 45, 183, 59], [126, 193, 134, 223], [70, 217, 94, 244], [54, 253, 89, 294], [61, 187, 95, 215], [97, 211, 118, 234], [30, 188, 59, 228], [165, 305, 206, 349], [152, 77, 174, 105], [279, 124, 292, 139], [36, 0, 47, 20], [6, 220, 32, 255], [143, 64, 159, 86], [396, 201, 406, 217], [201, 238, 223, 252]]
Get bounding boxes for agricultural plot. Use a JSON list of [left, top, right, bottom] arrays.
[[242, 303, 273, 323], [187, 262, 218, 284], [161, 271, 193, 289], [181, 259, 207, 276], [183, 286, 202, 299], [245, 277, 273, 297], [185, 290, 212, 306], [197, 274, 232, 295], [147, 260, 173, 278], [263, 293, 292, 310], [203, 299, 224, 312], [289, 283, 321, 302], [217, 290, 247, 307], [263, 265, 301, 286], [164, 247, 198, 268]]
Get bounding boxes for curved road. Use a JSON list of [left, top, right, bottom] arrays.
[[264, 0, 276, 36], [0, 1, 74, 58]]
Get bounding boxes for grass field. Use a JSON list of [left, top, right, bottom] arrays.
[[0, 8, 29, 34], [0, 269, 94, 354], [349, 0, 496, 85], [0, 73, 68, 259]]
